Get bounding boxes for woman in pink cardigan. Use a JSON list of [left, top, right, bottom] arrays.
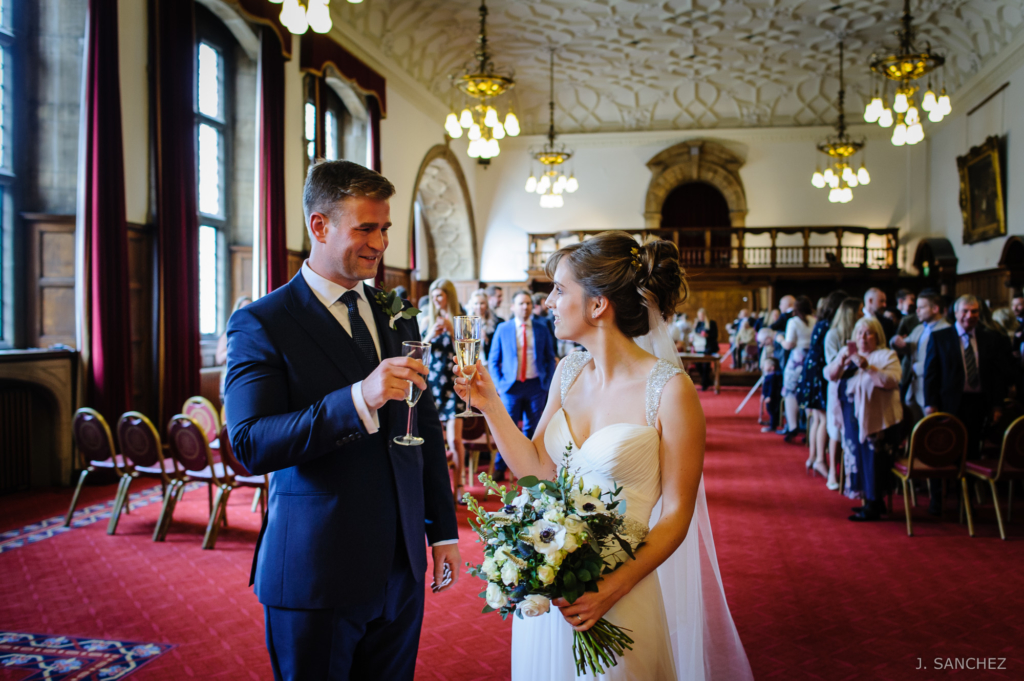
[[824, 316, 903, 521]]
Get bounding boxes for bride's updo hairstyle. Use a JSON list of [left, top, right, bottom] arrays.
[[545, 231, 688, 338]]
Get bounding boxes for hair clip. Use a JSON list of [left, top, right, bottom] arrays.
[[630, 247, 642, 271]]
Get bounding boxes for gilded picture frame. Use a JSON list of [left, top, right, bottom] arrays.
[[957, 135, 1007, 245]]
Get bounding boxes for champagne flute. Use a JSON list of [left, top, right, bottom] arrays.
[[453, 316, 483, 418], [394, 341, 431, 446]]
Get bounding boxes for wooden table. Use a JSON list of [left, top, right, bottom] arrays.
[[678, 353, 720, 394]]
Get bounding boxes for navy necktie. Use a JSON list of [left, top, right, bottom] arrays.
[[340, 290, 379, 370]]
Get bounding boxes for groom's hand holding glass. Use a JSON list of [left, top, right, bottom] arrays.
[[360, 356, 429, 411]]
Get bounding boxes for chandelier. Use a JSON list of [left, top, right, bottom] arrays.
[[811, 41, 870, 204], [523, 50, 578, 208], [443, 0, 520, 163], [270, 0, 344, 35], [862, 0, 950, 146]]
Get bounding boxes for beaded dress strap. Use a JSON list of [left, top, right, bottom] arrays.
[[559, 351, 592, 404], [645, 360, 684, 428]]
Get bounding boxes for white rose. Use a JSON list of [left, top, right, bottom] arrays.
[[545, 549, 566, 567], [518, 594, 551, 618], [572, 493, 607, 515], [542, 508, 565, 523], [493, 546, 513, 565], [481, 557, 499, 580], [590, 485, 603, 498], [485, 582, 509, 609], [537, 564, 556, 585], [500, 561, 519, 586], [563, 514, 587, 535], [511, 492, 530, 509], [562, 532, 580, 553], [526, 520, 567, 557]]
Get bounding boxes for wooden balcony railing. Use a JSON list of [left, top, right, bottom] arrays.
[[527, 226, 899, 274]]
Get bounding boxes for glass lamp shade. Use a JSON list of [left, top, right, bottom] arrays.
[[489, 138, 501, 157], [906, 123, 925, 145], [828, 188, 840, 203], [269, 0, 283, 3], [891, 122, 908, 146], [857, 165, 870, 185], [445, 114, 463, 138], [842, 166, 854, 182], [878, 108, 894, 128], [467, 139, 481, 158], [459, 109, 473, 128], [484, 107, 499, 128], [922, 90, 937, 111], [893, 91, 909, 113], [525, 174, 537, 192], [864, 98, 882, 123], [537, 175, 551, 193], [928, 107, 945, 123], [828, 174, 840, 189], [348, 0, 364, 3], [492, 122, 506, 139], [504, 112, 520, 136], [938, 92, 952, 116], [847, 174, 858, 188], [468, 124, 482, 141], [565, 175, 579, 193], [811, 170, 826, 188], [823, 167, 835, 182], [307, 1, 332, 33], [905, 106, 920, 126]]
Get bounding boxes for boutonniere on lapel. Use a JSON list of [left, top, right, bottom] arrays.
[[373, 288, 420, 330]]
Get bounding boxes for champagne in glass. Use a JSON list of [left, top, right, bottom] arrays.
[[454, 316, 483, 418], [395, 341, 430, 446]]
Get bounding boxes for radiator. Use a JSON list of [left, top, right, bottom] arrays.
[[0, 385, 32, 494]]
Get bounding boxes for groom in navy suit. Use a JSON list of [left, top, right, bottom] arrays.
[[225, 161, 459, 681]]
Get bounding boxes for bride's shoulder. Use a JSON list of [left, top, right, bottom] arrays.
[[652, 362, 700, 414]]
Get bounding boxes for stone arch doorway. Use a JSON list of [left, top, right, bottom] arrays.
[[644, 139, 747, 229], [409, 146, 477, 287], [661, 181, 732, 267]]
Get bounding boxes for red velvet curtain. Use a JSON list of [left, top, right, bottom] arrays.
[[368, 96, 385, 287], [151, 0, 200, 428], [79, 0, 134, 424], [257, 27, 288, 291]]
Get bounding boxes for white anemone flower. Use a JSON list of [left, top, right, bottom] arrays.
[[572, 493, 607, 515], [526, 519, 567, 556]]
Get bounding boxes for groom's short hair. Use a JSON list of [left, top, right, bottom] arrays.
[[303, 160, 396, 227]]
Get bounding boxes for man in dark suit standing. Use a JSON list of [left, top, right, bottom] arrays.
[[865, 287, 896, 341], [225, 161, 459, 681], [489, 290, 557, 478], [924, 294, 1013, 514]]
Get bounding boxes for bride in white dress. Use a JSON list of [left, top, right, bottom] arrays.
[[454, 232, 754, 681]]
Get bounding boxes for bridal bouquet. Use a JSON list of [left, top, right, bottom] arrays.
[[463, 444, 643, 676]]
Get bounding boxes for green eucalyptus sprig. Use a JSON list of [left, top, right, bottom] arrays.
[[373, 287, 419, 330]]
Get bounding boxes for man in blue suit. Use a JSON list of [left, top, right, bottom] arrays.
[[489, 290, 558, 478], [225, 161, 459, 681]]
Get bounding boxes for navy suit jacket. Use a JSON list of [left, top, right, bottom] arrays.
[[489, 318, 557, 395], [923, 325, 1012, 414], [224, 273, 457, 610]]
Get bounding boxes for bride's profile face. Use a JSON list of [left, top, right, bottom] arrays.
[[546, 260, 587, 341]]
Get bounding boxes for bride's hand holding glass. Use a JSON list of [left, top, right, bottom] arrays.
[[452, 360, 501, 415]]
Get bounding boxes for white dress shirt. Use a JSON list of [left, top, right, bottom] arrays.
[[301, 261, 380, 433], [514, 316, 539, 380], [954, 321, 981, 394]]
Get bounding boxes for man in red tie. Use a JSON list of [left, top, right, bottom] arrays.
[[488, 290, 558, 480]]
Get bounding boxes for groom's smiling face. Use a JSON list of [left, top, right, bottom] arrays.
[[310, 196, 391, 289]]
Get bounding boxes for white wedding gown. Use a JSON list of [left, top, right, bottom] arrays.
[[511, 351, 754, 681]]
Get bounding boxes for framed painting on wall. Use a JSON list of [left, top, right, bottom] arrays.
[[957, 135, 1007, 245]]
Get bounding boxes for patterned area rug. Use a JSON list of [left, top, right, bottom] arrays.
[[0, 632, 173, 680]]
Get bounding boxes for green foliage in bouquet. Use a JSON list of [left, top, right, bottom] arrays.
[[462, 444, 643, 676]]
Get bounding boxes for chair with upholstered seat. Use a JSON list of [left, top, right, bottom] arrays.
[[965, 415, 1024, 540], [182, 396, 220, 445], [109, 412, 183, 535], [65, 408, 132, 528], [154, 415, 228, 542], [890, 413, 973, 537], [460, 413, 497, 487], [201, 424, 267, 549]]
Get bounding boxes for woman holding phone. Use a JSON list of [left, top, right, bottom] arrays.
[[822, 298, 863, 490], [823, 316, 902, 521]]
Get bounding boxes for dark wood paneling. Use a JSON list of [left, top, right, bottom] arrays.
[[23, 214, 76, 348], [287, 250, 304, 282], [127, 223, 154, 417], [383, 266, 411, 295], [679, 287, 761, 334], [957, 268, 1013, 308]]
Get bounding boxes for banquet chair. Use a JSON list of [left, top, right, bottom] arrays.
[[154, 415, 228, 542], [182, 396, 220, 445], [202, 424, 268, 550], [109, 412, 182, 535], [890, 413, 972, 537], [65, 408, 131, 528], [965, 415, 1024, 540], [461, 413, 497, 487]]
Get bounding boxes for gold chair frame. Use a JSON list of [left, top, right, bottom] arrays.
[[965, 414, 1024, 540], [182, 395, 222, 444], [65, 408, 131, 528], [110, 411, 181, 535], [155, 414, 225, 543]]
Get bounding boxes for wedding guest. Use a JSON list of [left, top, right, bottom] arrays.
[[897, 291, 948, 425], [1012, 292, 1024, 396], [489, 290, 557, 480], [894, 289, 918, 337], [422, 279, 468, 501], [735, 318, 757, 370], [864, 287, 896, 341], [761, 357, 782, 433], [824, 316, 902, 521], [468, 289, 495, 361], [778, 295, 814, 440], [531, 292, 556, 336], [393, 285, 409, 301], [991, 306, 1018, 339], [730, 309, 752, 366], [798, 291, 846, 478], [694, 308, 719, 391], [823, 297, 864, 490], [486, 285, 505, 324], [671, 312, 692, 351]]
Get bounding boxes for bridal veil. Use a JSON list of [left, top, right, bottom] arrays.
[[635, 307, 755, 681]]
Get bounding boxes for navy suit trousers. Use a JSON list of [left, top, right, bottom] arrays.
[[264, 536, 424, 681], [495, 378, 547, 472]]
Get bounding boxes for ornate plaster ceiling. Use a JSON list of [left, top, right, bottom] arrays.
[[333, 0, 1024, 133]]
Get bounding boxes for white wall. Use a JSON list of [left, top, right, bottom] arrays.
[[283, 40, 307, 252], [472, 126, 927, 281], [119, 0, 149, 225]]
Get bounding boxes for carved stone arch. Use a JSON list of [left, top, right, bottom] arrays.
[[408, 145, 478, 281], [643, 140, 748, 228]]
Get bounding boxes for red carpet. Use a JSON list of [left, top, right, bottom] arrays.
[[2, 389, 1022, 680]]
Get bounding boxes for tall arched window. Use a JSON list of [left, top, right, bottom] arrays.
[[0, 0, 13, 346]]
